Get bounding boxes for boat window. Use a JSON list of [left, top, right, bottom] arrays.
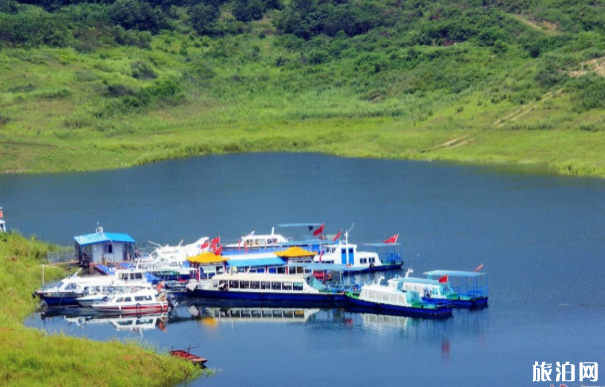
[[250, 281, 260, 289], [240, 281, 250, 289], [390, 294, 397, 302], [135, 296, 145, 301], [277, 267, 286, 274], [369, 291, 375, 299], [261, 281, 271, 290], [262, 310, 272, 318], [271, 282, 282, 290], [116, 297, 124, 303], [283, 310, 294, 318], [219, 280, 227, 289], [229, 280, 239, 289], [293, 282, 303, 291], [272, 310, 282, 318], [398, 295, 404, 303], [282, 282, 292, 291], [251, 310, 262, 318], [66, 283, 77, 290], [241, 310, 251, 318], [230, 310, 241, 318], [382, 293, 389, 301], [104, 244, 113, 254], [216, 266, 224, 274], [213, 280, 219, 288], [369, 257, 376, 263], [294, 310, 304, 318], [124, 297, 132, 302]]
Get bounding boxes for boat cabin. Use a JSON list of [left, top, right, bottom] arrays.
[[316, 241, 380, 267], [74, 227, 136, 267], [388, 277, 454, 299]]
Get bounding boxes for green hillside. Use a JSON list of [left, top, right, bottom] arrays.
[[1, 0, 604, 175]]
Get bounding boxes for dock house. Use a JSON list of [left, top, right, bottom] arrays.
[[74, 227, 136, 267]]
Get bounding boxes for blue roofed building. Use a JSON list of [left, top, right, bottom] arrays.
[[74, 227, 136, 267]]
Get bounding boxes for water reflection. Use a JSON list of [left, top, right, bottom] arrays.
[[37, 306, 169, 337]]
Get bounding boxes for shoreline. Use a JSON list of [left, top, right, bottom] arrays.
[[0, 232, 203, 386]]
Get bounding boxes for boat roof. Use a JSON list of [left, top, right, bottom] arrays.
[[278, 223, 323, 228], [226, 257, 286, 268], [74, 232, 136, 246], [274, 247, 316, 258], [187, 252, 229, 264], [277, 240, 323, 246], [363, 243, 402, 247], [391, 277, 442, 285], [287, 263, 367, 272], [213, 273, 307, 281], [424, 270, 486, 277]]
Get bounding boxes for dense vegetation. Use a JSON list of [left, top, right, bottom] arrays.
[[0, 232, 201, 386], [0, 0, 604, 175]]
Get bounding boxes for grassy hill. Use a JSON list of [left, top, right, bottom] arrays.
[[1, 0, 605, 176], [0, 232, 201, 386]]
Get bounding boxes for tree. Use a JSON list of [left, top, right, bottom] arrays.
[[189, 3, 219, 35]]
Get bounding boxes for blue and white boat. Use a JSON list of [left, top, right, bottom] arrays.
[[423, 270, 489, 308], [187, 272, 346, 304], [345, 275, 453, 319]]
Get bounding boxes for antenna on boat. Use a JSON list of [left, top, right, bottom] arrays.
[[271, 227, 274, 235], [344, 223, 355, 244], [405, 268, 413, 278]]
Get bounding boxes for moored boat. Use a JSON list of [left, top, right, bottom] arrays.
[[423, 270, 488, 308], [344, 275, 453, 319], [169, 348, 207, 366], [188, 272, 346, 304], [91, 288, 170, 314]]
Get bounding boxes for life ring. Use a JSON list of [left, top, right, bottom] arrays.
[[136, 303, 141, 309], [370, 263, 375, 269]]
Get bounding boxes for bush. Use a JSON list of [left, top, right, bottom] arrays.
[[108, 0, 166, 33]]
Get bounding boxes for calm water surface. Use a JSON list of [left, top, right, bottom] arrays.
[[1, 153, 605, 386]]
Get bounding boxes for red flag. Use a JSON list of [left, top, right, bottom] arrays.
[[214, 245, 223, 256], [473, 263, 484, 272], [383, 234, 399, 244], [210, 236, 220, 247], [200, 240, 210, 250], [313, 223, 325, 237], [438, 275, 448, 283], [0, 208, 3, 218], [332, 231, 342, 242]]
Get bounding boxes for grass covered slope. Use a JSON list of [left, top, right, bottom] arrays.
[[0, 232, 200, 386], [1, 0, 605, 176]]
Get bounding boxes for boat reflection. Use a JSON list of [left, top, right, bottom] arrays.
[[171, 300, 320, 324], [38, 306, 168, 336]]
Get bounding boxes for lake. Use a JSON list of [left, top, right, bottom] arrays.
[[2, 153, 605, 386]]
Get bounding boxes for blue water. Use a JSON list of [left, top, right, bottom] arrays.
[[2, 153, 605, 386]]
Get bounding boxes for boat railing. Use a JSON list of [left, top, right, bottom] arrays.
[[379, 252, 402, 264], [451, 285, 488, 298]]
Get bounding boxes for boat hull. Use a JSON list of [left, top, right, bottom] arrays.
[[346, 295, 453, 319], [189, 288, 346, 304], [37, 293, 83, 306], [423, 296, 488, 309], [91, 304, 169, 313]]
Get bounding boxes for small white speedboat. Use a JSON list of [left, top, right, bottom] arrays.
[[91, 288, 169, 314]]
